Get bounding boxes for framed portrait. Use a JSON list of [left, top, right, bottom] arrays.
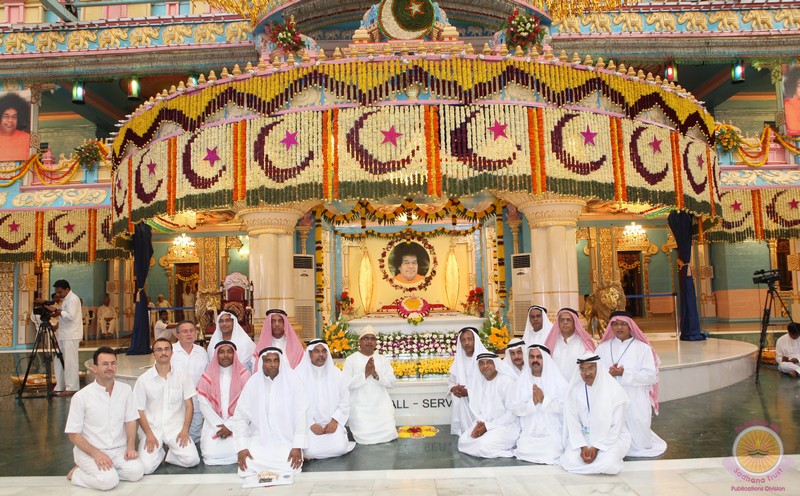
[[0, 89, 32, 162], [782, 65, 800, 137], [379, 234, 438, 292]]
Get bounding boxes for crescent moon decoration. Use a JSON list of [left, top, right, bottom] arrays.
[[682, 143, 708, 194], [101, 214, 115, 244], [719, 192, 750, 230], [551, 114, 605, 175], [450, 110, 519, 172], [134, 150, 163, 205], [378, 0, 435, 40], [0, 214, 31, 250], [112, 172, 127, 216], [47, 213, 86, 250], [346, 110, 417, 174], [253, 120, 315, 184], [182, 132, 226, 189], [765, 190, 800, 228], [630, 127, 669, 185]]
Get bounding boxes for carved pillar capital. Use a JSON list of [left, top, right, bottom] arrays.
[[499, 192, 586, 228], [235, 205, 307, 236]]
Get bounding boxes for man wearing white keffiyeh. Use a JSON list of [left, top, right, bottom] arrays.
[[502, 338, 526, 376], [522, 305, 552, 347], [596, 311, 666, 458], [230, 347, 309, 477], [206, 311, 256, 373], [295, 339, 356, 459], [456, 352, 519, 458], [560, 352, 631, 475], [447, 327, 490, 436], [512, 344, 567, 464]]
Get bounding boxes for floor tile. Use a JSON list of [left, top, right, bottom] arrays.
[[185, 483, 252, 496], [562, 483, 639, 496], [435, 477, 502, 496], [495, 474, 571, 496]]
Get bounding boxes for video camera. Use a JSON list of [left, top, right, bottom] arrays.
[[753, 269, 780, 285], [32, 299, 56, 320]]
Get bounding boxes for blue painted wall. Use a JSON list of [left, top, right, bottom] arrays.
[[711, 241, 771, 291], [50, 261, 107, 306], [577, 239, 591, 296]]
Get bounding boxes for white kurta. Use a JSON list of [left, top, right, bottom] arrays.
[[154, 321, 174, 342], [776, 333, 800, 375], [56, 290, 82, 392], [447, 329, 489, 436], [64, 381, 144, 490], [343, 352, 398, 445], [96, 304, 118, 336], [522, 329, 548, 347], [552, 333, 588, 382], [230, 371, 308, 476], [197, 367, 238, 465], [560, 379, 631, 475], [300, 364, 355, 459], [457, 373, 519, 458], [171, 343, 209, 443], [133, 366, 200, 473], [512, 375, 564, 464], [597, 337, 666, 457]]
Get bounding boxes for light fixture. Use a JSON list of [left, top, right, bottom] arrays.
[[238, 235, 249, 257], [172, 233, 196, 258], [127, 77, 140, 101], [623, 222, 647, 244], [731, 61, 746, 84], [72, 81, 85, 104], [664, 62, 678, 83]]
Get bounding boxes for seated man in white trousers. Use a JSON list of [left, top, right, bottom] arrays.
[[64, 346, 144, 490], [133, 337, 200, 474]]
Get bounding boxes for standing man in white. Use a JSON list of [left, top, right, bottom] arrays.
[[133, 337, 200, 474], [65, 347, 144, 490], [544, 308, 596, 381], [170, 320, 209, 444], [51, 279, 82, 396], [343, 326, 398, 444], [522, 305, 552, 346]]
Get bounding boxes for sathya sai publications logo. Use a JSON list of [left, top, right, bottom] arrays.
[[723, 420, 793, 491]]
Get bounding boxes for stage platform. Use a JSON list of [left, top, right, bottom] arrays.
[[108, 337, 757, 425]]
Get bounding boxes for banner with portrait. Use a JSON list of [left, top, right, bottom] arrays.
[[783, 65, 800, 137], [0, 89, 33, 162]]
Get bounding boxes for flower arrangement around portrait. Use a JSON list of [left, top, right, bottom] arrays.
[[715, 123, 743, 152], [323, 317, 359, 358], [74, 140, 108, 171], [479, 310, 511, 352], [397, 296, 431, 326], [267, 15, 304, 54], [336, 291, 355, 320], [379, 234, 438, 293], [462, 287, 485, 316], [504, 9, 545, 52]]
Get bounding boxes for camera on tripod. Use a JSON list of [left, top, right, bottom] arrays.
[[32, 299, 56, 320], [753, 269, 780, 285]]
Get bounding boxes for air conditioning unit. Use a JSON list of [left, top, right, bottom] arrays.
[[511, 253, 532, 337], [293, 255, 316, 341]]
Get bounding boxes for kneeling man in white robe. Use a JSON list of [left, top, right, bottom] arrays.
[[512, 344, 567, 464], [596, 311, 666, 457], [343, 326, 398, 444], [232, 347, 308, 477], [560, 353, 630, 475], [196, 340, 252, 465], [457, 353, 519, 458], [296, 339, 357, 459]]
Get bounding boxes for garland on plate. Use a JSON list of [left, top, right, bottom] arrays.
[[396, 296, 431, 325]]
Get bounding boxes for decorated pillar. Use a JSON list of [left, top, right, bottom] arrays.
[[789, 239, 800, 318], [236, 205, 305, 328], [15, 263, 37, 346], [695, 242, 717, 318], [502, 193, 586, 312]]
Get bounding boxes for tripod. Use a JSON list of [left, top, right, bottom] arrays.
[[756, 279, 794, 383], [16, 317, 64, 400]]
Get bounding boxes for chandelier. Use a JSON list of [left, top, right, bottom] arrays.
[[622, 222, 647, 244], [535, 0, 639, 20], [201, 0, 272, 24], [172, 233, 196, 258]]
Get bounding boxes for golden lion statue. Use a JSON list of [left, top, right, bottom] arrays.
[[584, 282, 626, 338]]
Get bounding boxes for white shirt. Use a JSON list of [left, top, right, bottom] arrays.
[[776, 334, 800, 362], [133, 366, 196, 438], [96, 304, 116, 322], [58, 290, 83, 341], [171, 342, 209, 386], [154, 320, 173, 341], [553, 333, 587, 381], [65, 380, 139, 451]]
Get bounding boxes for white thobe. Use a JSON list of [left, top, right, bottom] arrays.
[[304, 366, 356, 459], [96, 304, 118, 337], [197, 367, 238, 465], [457, 374, 519, 458], [171, 343, 209, 443], [133, 367, 200, 473], [230, 373, 308, 476], [560, 382, 631, 474], [56, 290, 82, 392], [447, 359, 477, 437], [597, 337, 666, 457], [343, 352, 398, 445], [552, 333, 587, 382], [503, 358, 525, 377], [512, 376, 564, 464], [522, 328, 548, 347], [776, 334, 800, 375], [206, 331, 256, 372], [64, 381, 144, 490]]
